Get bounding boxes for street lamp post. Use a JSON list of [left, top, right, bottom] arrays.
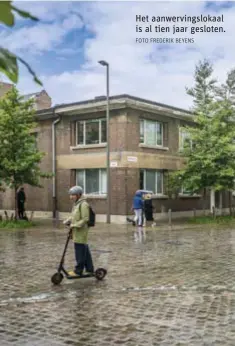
[[98, 60, 111, 224]]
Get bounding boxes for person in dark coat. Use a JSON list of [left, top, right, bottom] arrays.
[[143, 193, 154, 226], [17, 187, 26, 219]]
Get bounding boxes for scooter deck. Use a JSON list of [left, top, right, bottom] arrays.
[[66, 273, 94, 280]]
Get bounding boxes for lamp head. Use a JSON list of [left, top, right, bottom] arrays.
[[98, 60, 108, 66]]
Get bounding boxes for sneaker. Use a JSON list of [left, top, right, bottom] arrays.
[[68, 270, 81, 277], [84, 271, 94, 276]]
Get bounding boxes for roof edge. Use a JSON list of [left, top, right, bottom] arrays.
[[54, 94, 192, 115]]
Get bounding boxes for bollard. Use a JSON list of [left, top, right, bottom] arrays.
[[29, 211, 34, 222], [4, 210, 9, 220], [212, 206, 216, 218], [193, 208, 196, 218], [168, 209, 172, 226]]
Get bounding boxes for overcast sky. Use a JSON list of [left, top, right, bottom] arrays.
[[0, 1, 234, 109]]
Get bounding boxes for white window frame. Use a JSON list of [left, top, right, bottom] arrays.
[[180, 186, 191, 196], [179, 127, 192, 151], [76, 169, 107, 195], [76, 118, 106, 146], [142, 169, 164, 195], [140, 119, 163, 147]]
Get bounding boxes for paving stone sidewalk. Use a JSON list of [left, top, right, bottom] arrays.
[[1, 224, 235, 345]]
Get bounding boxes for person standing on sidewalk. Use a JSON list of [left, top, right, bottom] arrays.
[[63, 186, 94, 277], [17, 187, 26, 219], [132, 190, 144, 227]]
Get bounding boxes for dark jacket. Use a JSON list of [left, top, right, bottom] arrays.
[[132, 191, 143, 210], [143, 199, 154, 221], [17, 190, 26, 205]]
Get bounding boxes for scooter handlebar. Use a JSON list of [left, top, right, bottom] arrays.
[[68, 228, 72, 238]]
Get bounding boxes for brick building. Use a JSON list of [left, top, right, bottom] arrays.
[[0, 94, 230, 223], [0, 82, 51, 110]]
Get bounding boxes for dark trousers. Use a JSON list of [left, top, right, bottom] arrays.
[[74, 243, 94, 275], [18, 203, 25, 219]]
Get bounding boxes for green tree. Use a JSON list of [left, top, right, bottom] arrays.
[[0, 87, 51, 218], [215, 68, 235, 105], [175, 60, 235, 214], [0, 1, 42, 85], [186, 59, 217, 114], [165, 171, 182, 199]]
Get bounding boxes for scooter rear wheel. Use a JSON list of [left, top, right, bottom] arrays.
[[51, 272, 63, 285], [95, 268, 107, 281]]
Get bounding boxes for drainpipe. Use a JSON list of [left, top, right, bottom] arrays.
[[52, 111, 61, 219]]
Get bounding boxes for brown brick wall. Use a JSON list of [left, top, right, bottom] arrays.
[[56, 169, 71, 212], [152, 190, 231, 214], [0, 82, 12, 98], [152, 197, 207, 213], [0, 103, 232, 218], [24, 120, 53, 211], [127, 108, 185, 156], [0, 83, 52, 111], [36, 90, 52, 110]]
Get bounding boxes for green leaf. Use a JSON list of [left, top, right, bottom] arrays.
[[0, 48, 42, 86], [0, 47, 18, 83], [0, 2, 39, 27], [0, 2, 14, 27], [17, 57, 42, 86], [0, 86, 51, 192], [11, 5, 39, 22]]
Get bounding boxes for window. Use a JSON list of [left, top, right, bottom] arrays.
[[76, 119, 106, 145], [140, 169, 164, 195], [140, 119, 163, 146], [179, 127, 192, 150], [180, 186, 192, 195], [76, 169, 107, 195]]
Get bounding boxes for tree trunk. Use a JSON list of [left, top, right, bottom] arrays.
[[15, 186, 18, 220], [229, 191, 232, 216], [210, 189, 215, 215], [202, 188, 207, 216], [219, 191, 223, 216]]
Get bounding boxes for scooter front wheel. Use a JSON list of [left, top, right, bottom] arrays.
[[51, 272, 64, 285], [95, 268, 107, 281]]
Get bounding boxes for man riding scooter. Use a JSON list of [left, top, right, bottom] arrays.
[[63, 186, 94, 277]]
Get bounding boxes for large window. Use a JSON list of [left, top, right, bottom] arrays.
[[140, 119, 163, 146], [140, 169, 164, 195], [179, 127, 192, 150], [76, 169, 107, 195], [76, 119, 106, 145]]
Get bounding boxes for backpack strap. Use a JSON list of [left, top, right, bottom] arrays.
[[78, 201, 88, 223]]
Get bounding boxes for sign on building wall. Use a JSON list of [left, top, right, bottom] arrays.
[[110, 161, 118, 167], [127, 156, 138, 162]]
